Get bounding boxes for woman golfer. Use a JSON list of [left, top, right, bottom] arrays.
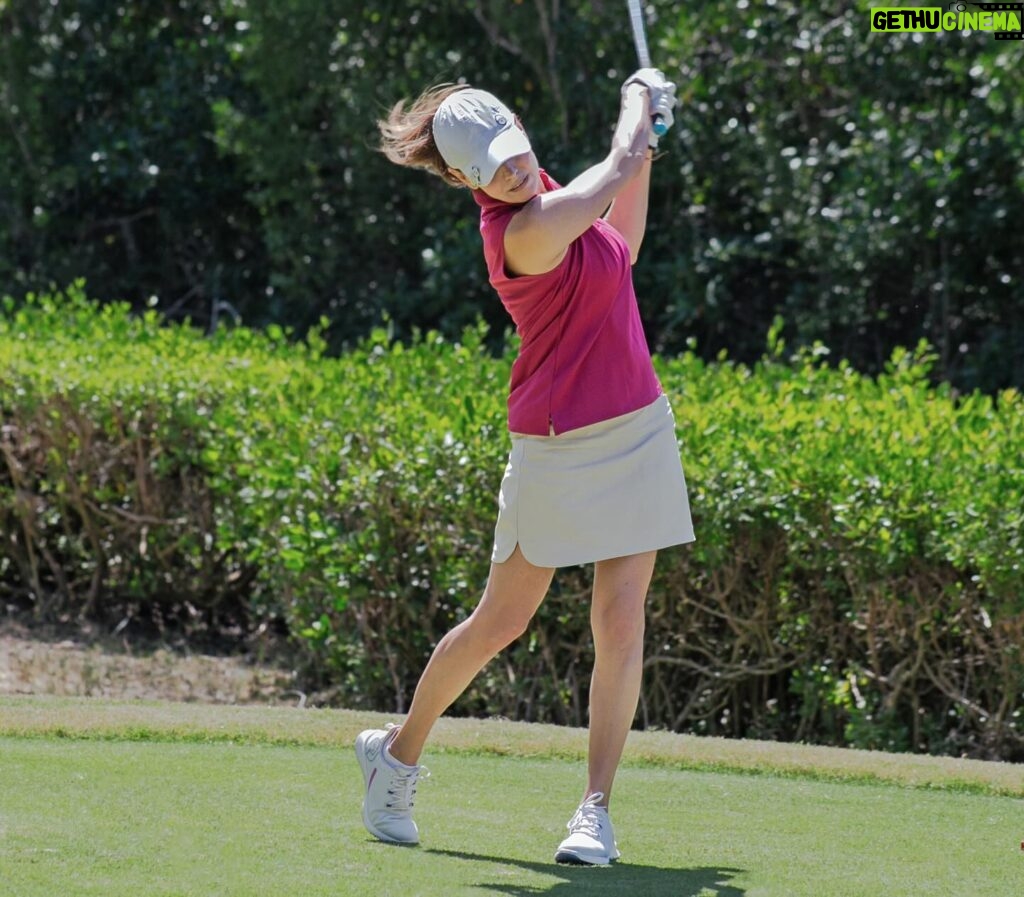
[[356, 70, 693, 865]]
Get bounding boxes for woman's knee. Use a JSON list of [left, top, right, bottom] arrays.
[[465, 605, 531, 653], [463, 546, 552, 652], [592, 596, 646, 646], [591, 553, 654, 640]]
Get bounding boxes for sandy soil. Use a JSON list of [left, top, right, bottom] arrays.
[[0, 621, 296, 705]]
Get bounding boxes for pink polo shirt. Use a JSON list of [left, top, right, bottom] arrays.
[[474, 170, 662, 436]]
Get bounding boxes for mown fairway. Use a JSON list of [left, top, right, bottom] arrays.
[[0, 699, 1021, 896]]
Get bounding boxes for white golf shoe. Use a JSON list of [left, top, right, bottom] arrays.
[[554, 792, 621, 865], [355, 725, 427, 845]]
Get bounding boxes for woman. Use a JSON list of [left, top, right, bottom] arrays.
[[356, 70, 693, 866]]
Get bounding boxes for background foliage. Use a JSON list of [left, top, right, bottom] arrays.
[[2, 4, 1022, 760], [1, 1, 1022, 390], [3, 288, 1022, 760]]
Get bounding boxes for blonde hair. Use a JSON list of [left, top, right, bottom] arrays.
[[377, 83, 471, 188]]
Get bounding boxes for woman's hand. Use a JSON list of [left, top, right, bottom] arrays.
[[622, 69, 677, 147]]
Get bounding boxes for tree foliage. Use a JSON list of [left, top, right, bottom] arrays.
[[1, 1, 1022, 389]]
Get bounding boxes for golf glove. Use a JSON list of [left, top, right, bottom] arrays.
[[623, 68, 677, 146]]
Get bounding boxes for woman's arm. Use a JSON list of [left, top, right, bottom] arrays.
[[603, 146, 652, 265], [503, 83, 652, 276]]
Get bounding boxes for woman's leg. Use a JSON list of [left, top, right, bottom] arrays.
[[585, 550, 657, 806], [388, 545, 555, 766]]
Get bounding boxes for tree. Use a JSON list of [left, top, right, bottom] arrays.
[[2, 0, 1022, 388]]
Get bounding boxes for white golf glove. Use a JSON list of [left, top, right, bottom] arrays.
[[623, 68, 677, 146], [622, 67, 665, 95]]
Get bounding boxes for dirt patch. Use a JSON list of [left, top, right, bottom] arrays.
[[0, 620, 299, 705]]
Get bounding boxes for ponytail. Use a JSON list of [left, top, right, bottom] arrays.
[[377, 83, 470, 187]]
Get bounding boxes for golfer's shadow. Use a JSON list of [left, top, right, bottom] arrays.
[[427, 849, 745, 896]]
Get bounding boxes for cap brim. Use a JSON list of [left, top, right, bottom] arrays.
[[477, 126, 532, 187]]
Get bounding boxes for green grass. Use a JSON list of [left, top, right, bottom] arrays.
[[1, 698, 1022, 896], [2, 697, 1021, 797]]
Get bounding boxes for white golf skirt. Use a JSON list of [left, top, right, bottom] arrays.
[[491, 394, 694, 568]]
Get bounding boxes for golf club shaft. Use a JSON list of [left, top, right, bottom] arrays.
[[626, 0, 667, 136]]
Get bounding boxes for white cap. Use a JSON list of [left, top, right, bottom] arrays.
[[432, 89, 532, 189]]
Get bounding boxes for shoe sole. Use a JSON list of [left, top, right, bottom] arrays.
[[554, 848, 617, 866], [361, 803, 418, 845], [355, 732, 419, 845]]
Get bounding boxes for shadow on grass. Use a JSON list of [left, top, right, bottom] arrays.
[[427, 849, 745, 896]]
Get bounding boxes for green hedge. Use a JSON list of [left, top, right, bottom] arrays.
[[2, 285, 1022, 759]]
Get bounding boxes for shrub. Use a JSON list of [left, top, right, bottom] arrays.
[[2, 286, 1022, 758]]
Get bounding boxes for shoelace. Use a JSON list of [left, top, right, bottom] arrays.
[[566, 792, 607, 838], [385, 765, 431, 811], [381, 724, 430, 812]]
